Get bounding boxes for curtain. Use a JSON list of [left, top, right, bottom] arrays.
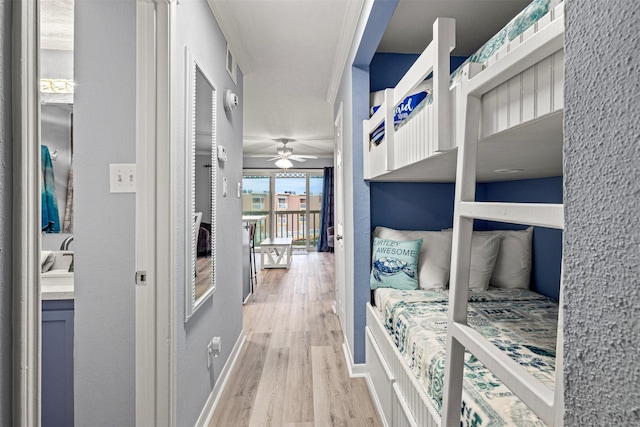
[[317, 166, 334, 252]]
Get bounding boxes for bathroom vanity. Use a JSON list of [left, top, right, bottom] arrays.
[[41, 258, 74, 427]]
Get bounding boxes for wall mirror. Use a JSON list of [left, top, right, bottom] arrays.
[[185, 49, 217, 321]]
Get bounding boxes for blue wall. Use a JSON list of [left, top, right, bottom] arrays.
[[369, 177, 563, 300], [370, 53, 468, 92]]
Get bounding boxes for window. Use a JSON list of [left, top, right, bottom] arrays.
[[278, 197, 287, 210], [300, 198, 306, 210], [252, 196, 264, 210]]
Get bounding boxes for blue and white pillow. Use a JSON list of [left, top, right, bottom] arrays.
[[370, 237, 423, 290]]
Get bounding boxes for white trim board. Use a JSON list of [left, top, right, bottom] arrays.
[[342, 336, 367, 378], [195, 331, 247, 427]]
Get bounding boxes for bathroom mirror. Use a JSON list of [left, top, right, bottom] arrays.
[[185, 49, 217, 321], [41, 103, 73, 234]]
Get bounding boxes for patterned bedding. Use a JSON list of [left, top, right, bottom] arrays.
[[374, 287, 558, 426], [370, 0, 560, 144]]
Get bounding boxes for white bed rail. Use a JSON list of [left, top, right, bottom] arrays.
[[362, 18, 455, 180], [362, 2, 565, 182]]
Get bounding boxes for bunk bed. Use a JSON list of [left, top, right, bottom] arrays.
[[363, 0, 565, 183], [363, 1, 565, 426]]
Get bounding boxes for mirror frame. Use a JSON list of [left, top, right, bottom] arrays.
[[185, 48, 217, 321]]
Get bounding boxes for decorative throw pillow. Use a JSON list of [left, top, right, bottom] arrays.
[[370, 237, 422, 290], [374, 227, 452, 290]]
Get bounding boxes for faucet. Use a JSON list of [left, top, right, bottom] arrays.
[[60, 235, 74, 251]]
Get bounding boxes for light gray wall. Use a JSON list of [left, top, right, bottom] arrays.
[[0, 1, 12, 425], [563, 0, 640, 425], [175, 1, 244, 425], [73, 0, 136, 425]]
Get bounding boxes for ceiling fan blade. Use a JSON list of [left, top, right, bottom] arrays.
[[289, 156, 307, 162], [294, 154, 318, 159], [266, 157, 280, 162]]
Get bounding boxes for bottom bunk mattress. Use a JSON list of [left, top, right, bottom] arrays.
[[373, 287, 558, 426]]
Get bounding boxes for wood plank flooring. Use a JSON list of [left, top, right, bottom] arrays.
[[209, 252, 381, 427]]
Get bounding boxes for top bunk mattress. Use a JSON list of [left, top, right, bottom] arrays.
[[373, 287, 558, 426]]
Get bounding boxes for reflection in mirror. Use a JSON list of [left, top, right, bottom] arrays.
[[41, 104, 73, 233], [185, 49, 217, 321]]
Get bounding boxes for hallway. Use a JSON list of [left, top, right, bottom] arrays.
[[210, 252, 381, 426]]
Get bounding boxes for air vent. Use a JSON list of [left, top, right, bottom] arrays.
[[226, 44, 237, 85]]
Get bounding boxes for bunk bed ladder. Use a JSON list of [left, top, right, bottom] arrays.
[[440, 63, 564, 426]]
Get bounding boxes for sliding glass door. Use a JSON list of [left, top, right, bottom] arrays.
[[243, 170, 323, 251]]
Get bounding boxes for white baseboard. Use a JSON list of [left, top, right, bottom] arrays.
[[195, 330, 247, 427], [342, 334, 366, 378]]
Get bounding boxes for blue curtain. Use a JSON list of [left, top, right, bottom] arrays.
[[317, 167, 334, 252], [41, 145, 60, 233]]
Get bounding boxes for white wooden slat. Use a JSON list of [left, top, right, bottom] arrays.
[[553, 50, 564, 112], [497, 83, 509, 132], [392, 383, 420, 427], [384, 88, 395, 171], [459, 201, 564, 229], [450, 322, 556, 425], [522, 67, 536, 122], [481, 88, 497, 138], [431, 18, 456, 152], [508, 74, 522, 128], [536, 56, 553, 117], [537, 12, 552, 30]]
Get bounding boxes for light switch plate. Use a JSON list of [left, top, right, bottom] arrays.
[[217, 145, 228, 162], [110, 164, 136, 193]]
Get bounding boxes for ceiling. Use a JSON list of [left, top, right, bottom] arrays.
[[213, 0, 532, 160], [41, 0, 534, 160]]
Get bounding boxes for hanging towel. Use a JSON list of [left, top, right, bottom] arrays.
[[62, 166, 73, 233], [41, 145, 60, 233]]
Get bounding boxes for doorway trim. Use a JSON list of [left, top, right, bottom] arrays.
[[135, 0, 177, 426], [12, 0, 41, 424]]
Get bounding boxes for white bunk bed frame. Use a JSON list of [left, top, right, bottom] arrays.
[[363, 4, 565, 183], [363, 3, 565, 427]]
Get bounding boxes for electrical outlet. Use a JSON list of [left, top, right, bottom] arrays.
[[207, 336, 221, 368], [109, 163, 136, 193]]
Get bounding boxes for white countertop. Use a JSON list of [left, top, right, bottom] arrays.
[[242, 215, 266, 223], [42, 284, 74, 300]]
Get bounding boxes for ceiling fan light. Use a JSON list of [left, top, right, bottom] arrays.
[[275, 158, 293, 169]]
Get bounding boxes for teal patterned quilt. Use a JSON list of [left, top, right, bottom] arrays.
[[375, 288, 558, 426]]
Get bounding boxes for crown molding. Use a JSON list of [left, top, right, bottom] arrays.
[[326, 0, 365, 104]]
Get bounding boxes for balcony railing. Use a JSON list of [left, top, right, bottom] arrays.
[[242, 210, 321, 249]]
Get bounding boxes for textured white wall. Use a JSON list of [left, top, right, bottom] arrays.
[[563, 0, 640, 424], [0, 1, 12, 424]]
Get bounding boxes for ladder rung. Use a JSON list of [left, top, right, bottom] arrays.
[[450, 322, 556, 425], [459, 202, 563, 229]]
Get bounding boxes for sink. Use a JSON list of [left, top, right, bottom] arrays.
[[41, 251, 74, 299]]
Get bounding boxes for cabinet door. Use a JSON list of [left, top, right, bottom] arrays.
[[42, 301, 74, 427]]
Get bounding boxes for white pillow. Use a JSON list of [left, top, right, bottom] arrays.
[[481, 227, 533, 289], [467, 233, 501, 291], [373, 227, 452, 290]]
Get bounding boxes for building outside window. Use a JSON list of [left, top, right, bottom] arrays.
[[252, 195, 264, 210], [278, 196, 287, 210]]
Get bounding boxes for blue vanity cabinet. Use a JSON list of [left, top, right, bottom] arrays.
[[42, 299, 74, 427]]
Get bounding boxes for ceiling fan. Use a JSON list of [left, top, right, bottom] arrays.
[[267, 138, 318, 169]]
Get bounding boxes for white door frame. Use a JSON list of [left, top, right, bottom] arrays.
[[12, 1, 178, 425], [334, 103, 346, 331], [135, 1, 177, 426], [12, 0, 41, 425]]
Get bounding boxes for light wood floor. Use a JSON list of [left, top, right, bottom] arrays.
[[209, 251, 382, 427]]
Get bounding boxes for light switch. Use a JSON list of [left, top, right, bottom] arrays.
[[110, 164, 136, 193]]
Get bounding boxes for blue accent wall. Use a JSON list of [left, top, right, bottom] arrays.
[[369, 177, 563, 301], [370, 53, 468, 92], [370, 182, 455, 231]]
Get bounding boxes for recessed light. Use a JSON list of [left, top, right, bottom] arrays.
[[494, 168, 525, 174]]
